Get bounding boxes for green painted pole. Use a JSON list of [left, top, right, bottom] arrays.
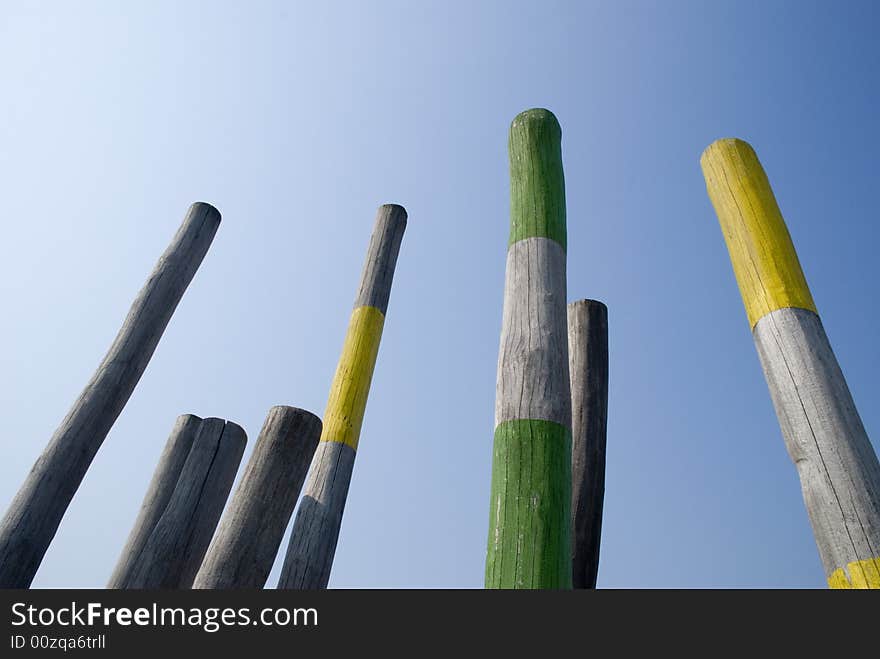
[[485, 108, 572, 589]]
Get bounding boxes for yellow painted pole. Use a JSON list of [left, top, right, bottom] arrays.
[[278, 204, 407, 589], [702, 138, 880, 589]]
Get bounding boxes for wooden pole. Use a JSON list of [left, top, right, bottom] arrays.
[[193, 406, 321, 589], [107, 414, 204, 588], [568, 299, 608, 589], [702, 138, 880, 589], [277, 204, 407, 589], [0, 202, 220, 587], [485, 108, 572, 589], [117, 417, 246, 589]]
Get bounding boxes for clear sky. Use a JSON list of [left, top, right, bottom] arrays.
[[1, 1, 878, 588]]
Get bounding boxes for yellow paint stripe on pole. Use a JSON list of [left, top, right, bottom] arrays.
[[320, 305, 385, 451], [701, 138, 817, 328], [827, 556, 880, 589]]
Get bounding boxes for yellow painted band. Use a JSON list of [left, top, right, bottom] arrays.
[[827, 556, 880, 589], [320, 305, 385, 450], [701, 138, 817, 329]]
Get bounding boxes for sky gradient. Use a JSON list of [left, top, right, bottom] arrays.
[[1, 0, 878, 588]]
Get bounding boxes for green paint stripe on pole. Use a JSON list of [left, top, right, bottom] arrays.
[[508, 108, 567, 250], [486, 418, 572, 589]]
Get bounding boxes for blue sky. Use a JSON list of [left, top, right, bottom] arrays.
[[1, 1, 877, 588]]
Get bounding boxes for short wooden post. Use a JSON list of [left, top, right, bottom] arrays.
[[107, 414, 204, 588], [118, 418, 246, 589], [277, 204, 407, 589], [702, 138, 880, 589], [567, 299, 609, 589], [485, 108, 572, 589], [193, 406, 322, 589], [0, 202, 220, 587]]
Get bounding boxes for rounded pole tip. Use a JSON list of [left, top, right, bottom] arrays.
[[378, 203, 407, 219], [377, 204, 408, 230], [700, 137, 756, 166], [269, 405, 323, 426], [189, 201, 222, 222], [568, 298, 607, 313], [222, 420, 247, 445], [511, 108, 561, 135]]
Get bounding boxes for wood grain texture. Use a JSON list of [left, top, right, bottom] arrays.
[[320, 306, 385, 451], [495, 237, 570, 428], [827, 557, 880, 589], [701, 138, 816, 328], [486, 420, 571, 588], [486, 109, 571, 589], [568, 300, 608, 589], [703, 139, 880, 588], [0, 202, 220, 588], [107, 414, 204, 588], [277, 204, 406, 589], [193, 406, 321, 589], [118, 418, 246, 589], [754, 307, 880, 588], [353, 204, 407, 314], [508, 108, 566, 249], [276, 440, 356, 589]]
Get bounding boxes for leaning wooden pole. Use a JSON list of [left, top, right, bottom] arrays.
[[0, 202, 220, 588], [278, 204, 407, 589], [193, 406, 321, 589], [107, 414, 204, 588], [117, 417, 246, 589], [568, 299, 608, 589], [485, 108, 572, 589], [702, 138, 880, 589]]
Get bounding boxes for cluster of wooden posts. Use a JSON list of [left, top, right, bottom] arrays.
[[0, 108, 877, 590], [487, 110, 879, 589], [0, 201, 406, 590]]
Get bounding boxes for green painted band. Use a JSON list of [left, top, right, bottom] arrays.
[[485, 418, 572, 589], [508, 108, 567, 251]]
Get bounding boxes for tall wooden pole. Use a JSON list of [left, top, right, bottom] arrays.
[[277, 204, 407, 589], [193, 406, 321, 589], [702, 138, 880, 589], [568, 299, 608, 589], [107, 414, 203, 588], [485, 108, 572, 589], [0, 202, 220, 588], [117, 417, 246, 589]]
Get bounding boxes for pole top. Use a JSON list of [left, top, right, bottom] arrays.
[[189, 201, 221, 221], [508, 108, 566, 250], [701, 138, 817, 328], [378, 203, 407, 217], [267, 405, 323, 427], [700, 137, 754, 166], [511, 108, 562, 136], [568, 299, 607, 312]]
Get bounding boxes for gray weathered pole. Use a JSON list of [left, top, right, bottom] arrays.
[[193, 406, 322, 589], [277, 204, 407, 589], [702, 138, 880, 589], [567, 299, 608, 589], [0, 202, 220, 587], [107, 414, 204, 588], [117, 418, 246, 589], [485, 108, 572, 588]]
